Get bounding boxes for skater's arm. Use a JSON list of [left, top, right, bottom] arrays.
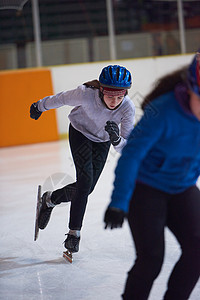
[[114, 102, 135, 152], [104, 109, 164, 229], [37, 86, 87, 112], [30, 85, 89, 120], [108, 102, 165, 213], [105, 98, 135, 153]]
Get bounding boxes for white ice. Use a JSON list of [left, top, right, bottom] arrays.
[[0, 140, 200, 300]]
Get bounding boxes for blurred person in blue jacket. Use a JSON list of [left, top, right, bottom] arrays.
[[104, 50, 200, 300]]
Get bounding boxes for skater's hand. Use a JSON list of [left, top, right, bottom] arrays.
[[104, 207, 125, 229], [30, 102, 42, 120], [105, 121, 121, 146]]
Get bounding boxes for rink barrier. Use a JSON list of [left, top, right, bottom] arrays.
[[51, 53, 193, 139], [0, 68, 59, 147], [0, 53, 193, 147]]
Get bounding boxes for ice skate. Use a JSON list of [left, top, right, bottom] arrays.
[[38, 190, 55, 230], [63, 249, 73, 263], [63, 231, 80, 263]]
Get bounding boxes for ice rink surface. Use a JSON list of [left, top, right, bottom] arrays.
[[0, 140, 200, 300]]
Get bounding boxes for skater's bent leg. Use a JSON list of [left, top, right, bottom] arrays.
[[123, 183, 169, 300], [164, 186, 200, 300], [51, 182, 77, 204]]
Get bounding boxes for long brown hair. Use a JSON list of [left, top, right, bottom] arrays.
[[83, 80, 100, 89], [141, 66, 188, 110]]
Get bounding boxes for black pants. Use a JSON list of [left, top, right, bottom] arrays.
[[123, 182, 200, 300], [51, 124, 110, 230]]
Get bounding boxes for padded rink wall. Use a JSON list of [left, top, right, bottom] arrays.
[[0, 68, 58, 147], [0, 54, 193, 147]]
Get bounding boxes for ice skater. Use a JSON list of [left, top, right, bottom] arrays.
[[30, 65, 135, 256], [104, 51, 200, 299]]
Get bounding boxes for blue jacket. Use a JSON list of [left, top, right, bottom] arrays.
[[109, 91, 200, 213]]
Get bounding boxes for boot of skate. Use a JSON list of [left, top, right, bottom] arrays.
[[64, 230, 81, 253], [38, 191, 55, 229]]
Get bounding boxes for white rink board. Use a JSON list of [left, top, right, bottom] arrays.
[[50, 54, 193, 135]]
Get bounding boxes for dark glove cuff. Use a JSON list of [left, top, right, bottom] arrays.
[[30, 102, 42, 120], [33, 102, 41, 113], [104, 207, 125, 229], [112, 137, 121, 146]]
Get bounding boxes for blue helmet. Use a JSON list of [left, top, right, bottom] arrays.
[[187, 50, 200, 96], [99, 65, 132, 89]]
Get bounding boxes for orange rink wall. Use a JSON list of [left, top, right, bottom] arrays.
[[0, 68, 59, 147]]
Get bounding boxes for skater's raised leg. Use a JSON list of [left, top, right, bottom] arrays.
[[38, 182, 76, 230], [38, 191, 55, 229]]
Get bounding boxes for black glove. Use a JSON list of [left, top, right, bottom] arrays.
[[105, 121, 121, 146], [104, 207, 125, 229], [30, 102, 42, 120]]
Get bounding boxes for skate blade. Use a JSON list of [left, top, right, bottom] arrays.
[[63, 250, 73, 263], [34, 185, 42, 241]]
